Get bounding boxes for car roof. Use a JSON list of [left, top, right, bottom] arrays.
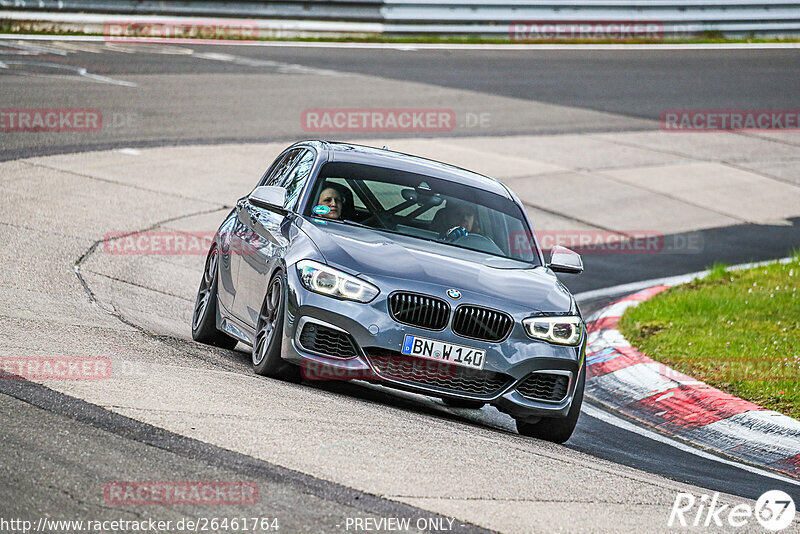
[[297, 140, 513, 199]]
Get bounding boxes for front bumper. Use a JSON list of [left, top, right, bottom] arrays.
[[281, 268, 586, 421]]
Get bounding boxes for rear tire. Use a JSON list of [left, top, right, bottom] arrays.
[[252, 271, 300, 382], [192, 244, 238, 350], [515, 365, 585, 444], [441, 397, 486, 409]]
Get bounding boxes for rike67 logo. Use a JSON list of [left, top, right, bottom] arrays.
[[669, 490, 796, 531]]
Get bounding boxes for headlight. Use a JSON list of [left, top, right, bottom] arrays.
[[296, 260, 379, 303], [522, 315, 583, 346]]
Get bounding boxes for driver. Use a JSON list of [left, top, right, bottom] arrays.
[[315, 182, 350, 220], [438, 202, 480, 241]]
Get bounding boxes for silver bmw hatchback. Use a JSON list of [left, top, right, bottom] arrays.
[[192, 140, 586, 443]]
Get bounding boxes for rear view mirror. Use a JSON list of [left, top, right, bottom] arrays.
[[249, 186, 286, 210], [401, 188, 443, 207], [548, 245, 583, 274]]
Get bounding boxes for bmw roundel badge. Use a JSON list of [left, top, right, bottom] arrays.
[[446, 289, 461, 299]]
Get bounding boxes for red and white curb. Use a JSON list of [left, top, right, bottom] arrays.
[[585, 284, 800, 480]]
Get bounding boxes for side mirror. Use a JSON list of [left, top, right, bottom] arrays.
[[548, 245, 583, 274], [248, 186, 286, 211]]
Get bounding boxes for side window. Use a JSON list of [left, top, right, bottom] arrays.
[[259, 153, 287, 187], [259, 149, 301, 188], [280, 150, 315, 210]]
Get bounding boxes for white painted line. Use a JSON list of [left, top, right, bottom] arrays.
[[0, 35, 109, 42], [79, 70, 138, 87], [2, 34, 800, 51], [204, 41, 800, 51], [117, 148, 141, 156], [0, 40, 69, 55], [582, 402, 800, 487], [596, 298, 641, 319], [0, 59, 137, 86], [191, 50, 339, 75]]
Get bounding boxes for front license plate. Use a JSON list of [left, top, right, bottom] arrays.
[[401, 334, 485, 370]]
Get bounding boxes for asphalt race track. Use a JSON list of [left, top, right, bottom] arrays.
[[1, 39, 799, 533]]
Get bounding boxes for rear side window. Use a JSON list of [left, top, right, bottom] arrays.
[[259, 148, 302, 188], [280, 150, 315, 210]]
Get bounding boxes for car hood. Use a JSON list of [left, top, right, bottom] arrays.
[[297, 218, 574, 313]]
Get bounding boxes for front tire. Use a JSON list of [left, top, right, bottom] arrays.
[[252, 271, 300, 381], [192, 244, 238, 349], [515, 365, 585, 444]]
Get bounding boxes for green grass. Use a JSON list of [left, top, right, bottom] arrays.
[[618, 253, 800, 419]]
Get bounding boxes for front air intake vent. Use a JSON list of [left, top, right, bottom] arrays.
[[298, 322, 358, 358], [364, 349, 513, 398], [388, 292, 450, 331], [452, 305, 513, 342], [516, 373, 570, 402]]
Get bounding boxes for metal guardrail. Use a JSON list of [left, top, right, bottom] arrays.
[[2, 0, 800, 36], [383, 1, 800, 35]]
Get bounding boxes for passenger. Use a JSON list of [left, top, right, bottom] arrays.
[[315, 182, 350, 220]]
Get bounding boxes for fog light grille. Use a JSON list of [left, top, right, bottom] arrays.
[[298, 323, 357, 358], [516, 373, 570, 402]]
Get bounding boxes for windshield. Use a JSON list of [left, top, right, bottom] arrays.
[[304, 162, 540, 265]]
